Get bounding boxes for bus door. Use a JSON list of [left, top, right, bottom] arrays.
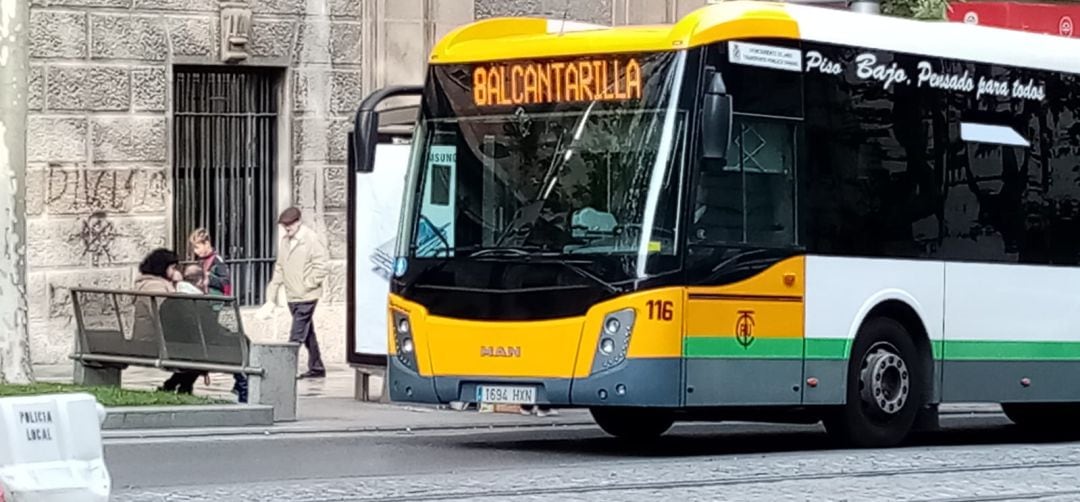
[[683, 40, 806, 407]]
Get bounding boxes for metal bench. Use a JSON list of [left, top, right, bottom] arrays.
[[67, 287, 299, 421]]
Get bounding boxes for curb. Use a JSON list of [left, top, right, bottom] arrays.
[[101, 407, 1003, 439], [103, 404, 275, 430], [102, 419, 593, 439]]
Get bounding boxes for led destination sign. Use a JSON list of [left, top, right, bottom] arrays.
[[472, 57, 643, 107]]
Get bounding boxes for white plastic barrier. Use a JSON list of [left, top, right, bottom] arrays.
[[0, 393, 110, 502]]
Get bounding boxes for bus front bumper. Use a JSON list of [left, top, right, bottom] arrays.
[[387, 356, 683, 407]]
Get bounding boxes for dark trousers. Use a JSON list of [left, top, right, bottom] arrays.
[[162, 370, 202, 394], [233, 373, 248, 403], [288, 300, 325, 373], [162, 371, 247, 402]]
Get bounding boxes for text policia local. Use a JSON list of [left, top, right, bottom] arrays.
[[472, 57, 644, 107]]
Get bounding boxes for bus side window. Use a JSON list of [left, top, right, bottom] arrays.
[[692, 117, 798, 248]]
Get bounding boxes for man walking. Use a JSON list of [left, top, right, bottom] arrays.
[[261, 207, 330, 378]]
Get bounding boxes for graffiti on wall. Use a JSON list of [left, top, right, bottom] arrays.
[[46, 168, 167, 214], [69, 211, 121, 266]]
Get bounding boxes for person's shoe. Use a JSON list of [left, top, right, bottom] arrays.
[[297, 370, 326, 379], [535, 407, 558, 417]]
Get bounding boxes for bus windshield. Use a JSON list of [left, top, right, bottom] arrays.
[[401, 51, 687, 282]]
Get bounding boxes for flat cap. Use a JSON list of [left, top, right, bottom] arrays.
[[278, 207, 302, 225]]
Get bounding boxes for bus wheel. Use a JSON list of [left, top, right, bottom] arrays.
[[1002, 403, 1080, 430], [824, 317, 922, 448], [590, 407, 673, 439]]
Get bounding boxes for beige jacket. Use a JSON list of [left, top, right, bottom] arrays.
[[267, 225, 330, 304], [131, 274, 175, 342], [134, 274, 175, 294]]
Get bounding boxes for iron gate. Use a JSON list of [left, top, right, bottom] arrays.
[[173, 67, 280, 306]]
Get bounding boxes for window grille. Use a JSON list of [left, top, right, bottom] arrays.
[[173, 67, 281, 306]]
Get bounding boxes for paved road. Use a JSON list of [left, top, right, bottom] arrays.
[[108, 414, 1080, 501]]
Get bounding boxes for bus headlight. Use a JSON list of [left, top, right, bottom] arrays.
[[592, 308, 635, 374], [392, 310, 418, 371]]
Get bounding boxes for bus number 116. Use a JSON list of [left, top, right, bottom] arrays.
[[646, 300, 674, 321]]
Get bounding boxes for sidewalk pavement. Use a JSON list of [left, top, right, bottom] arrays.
[[33, 364, 595, 436], [32, 363, 1004, 437]]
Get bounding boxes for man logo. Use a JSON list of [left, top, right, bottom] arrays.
[[480, 346, 522, 358]]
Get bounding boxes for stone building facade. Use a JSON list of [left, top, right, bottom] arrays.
[[26, 0, 709, 366]]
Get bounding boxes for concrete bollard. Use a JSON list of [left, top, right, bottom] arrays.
[[73, 363, 121, 387], [71, 336, 120, 387], [353, 365, 390, 403], [249, 342, 300, 422]]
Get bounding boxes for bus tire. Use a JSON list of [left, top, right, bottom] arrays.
[[590, 407, 673, 439], [1002, 403, 1080, 430], [824, 316, 922, 448]]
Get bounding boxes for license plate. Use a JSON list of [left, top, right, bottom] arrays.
[[476, 385, 536, 404]]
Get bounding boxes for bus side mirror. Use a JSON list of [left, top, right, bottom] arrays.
[[347, 130, 358, 173], [351, 110, 380, 174], [701, 72, 732, 161], [350, 85, 423, 174]]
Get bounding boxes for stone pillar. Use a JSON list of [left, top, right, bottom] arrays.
[[0, 0, 32, 384], [249, 342, 300, 422]]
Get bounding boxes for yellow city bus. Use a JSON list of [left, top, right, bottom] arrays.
[[350, 1, 1080, 447]]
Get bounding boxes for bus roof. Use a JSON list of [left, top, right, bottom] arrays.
[[429, 1, 1080, 73]]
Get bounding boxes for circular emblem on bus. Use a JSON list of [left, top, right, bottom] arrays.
[[963, 11, 978, 24], [1061, 16, 1074, 37], [735, 310, 756, 349], [393, 257, 408, 277]]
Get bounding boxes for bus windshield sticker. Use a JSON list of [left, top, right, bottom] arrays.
[[472, 56, 643, 107], [728, 41, 803, 72], [417, 144, 457, 257]]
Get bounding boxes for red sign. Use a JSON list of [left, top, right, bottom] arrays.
[[947, 1, 1080, 38]]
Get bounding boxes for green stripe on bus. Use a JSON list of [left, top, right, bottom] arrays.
[[805, 339, 943, 359], [685, 338, 1080, 361], [686, 337, 850, 359], [805, 338, 848, 360], [684, 337, 802, 359], [943, 340, 1080, 360]]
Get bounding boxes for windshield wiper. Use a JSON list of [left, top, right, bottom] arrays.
[[492, 101, 600, 247], [400, 245, 544, 294], [472, 247, 623, 294], [419, 244, 624, 294], [554, 260, 623, 294], [467, 245, 548, 258]]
